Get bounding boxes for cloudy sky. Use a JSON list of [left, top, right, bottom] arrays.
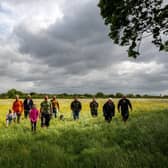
[[0, 0, 167, 95]]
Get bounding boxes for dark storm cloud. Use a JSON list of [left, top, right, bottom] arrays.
[[14, 0, 127, 75]]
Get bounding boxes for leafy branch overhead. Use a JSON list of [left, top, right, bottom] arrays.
[[98, 0, 168, 58]]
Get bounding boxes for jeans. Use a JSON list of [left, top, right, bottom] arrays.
[[104, 115, 112, 123], [52, 108, 58, 118], [31, 121, 37, 132], [91, 109, 98, 117], [121, 111, 129, 121], [24, 109, 30, 118], [73, 111, 80, 120], [41, 113, 51, 127], [16, 112, 21, 123], [6, 117, 12, 126]]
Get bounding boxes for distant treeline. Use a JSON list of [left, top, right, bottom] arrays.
[[0, 89, 167, 99]]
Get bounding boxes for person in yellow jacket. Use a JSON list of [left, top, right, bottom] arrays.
[[12, 95, 24, 123]]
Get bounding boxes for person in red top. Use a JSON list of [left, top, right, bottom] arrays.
[[12, 95, 24, 123]]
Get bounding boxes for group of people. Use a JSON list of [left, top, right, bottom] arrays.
[[6, 95, 132, 132], [6, 95, 60, 131], [103, 96, 132, 122]]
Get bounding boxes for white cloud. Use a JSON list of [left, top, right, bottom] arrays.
[[115, 61, 164, 76], [0, 76, 34, 93], [0, 0, 63, 34]]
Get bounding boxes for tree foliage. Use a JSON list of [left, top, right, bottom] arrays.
[[0, 89, 166, 99], [7, 89, 24, 98], [98, 0, 168, 58]]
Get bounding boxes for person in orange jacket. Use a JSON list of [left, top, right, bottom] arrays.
[[12, 95, 24, 123]]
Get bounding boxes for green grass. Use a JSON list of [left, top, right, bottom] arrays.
[[0, 99, 168, 168]]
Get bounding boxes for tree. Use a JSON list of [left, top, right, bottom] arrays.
[[7, 89, 17, 98], [98, 0, 168, 58], [135, 94, 141, 98], [7, 89, 24, 98], [84, 93, 93, 98], [116, 92, 123, 98], [126, 93, 135, 98], [95, 92, 105, 98]]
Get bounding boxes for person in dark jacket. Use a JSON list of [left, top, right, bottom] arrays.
[[71, 97, 82, 120], [118, 96, 132, 122], [23, 95, 33, 118], [90, 97, 98, 117], [103, 98, 115, 123]]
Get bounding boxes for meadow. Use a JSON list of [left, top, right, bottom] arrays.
[[0, 98, 168, 168]]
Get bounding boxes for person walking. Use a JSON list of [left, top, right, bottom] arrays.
[[6, 109, 13, 127], [118, 96, 132, 122], [71, 96, 82, 120], [103, 98, 115, 123], [90, 97, 99, 117], [29, 104, 39, 132], [51, 96, 60, 118], [12, 95, 24, 123], [23, 94, 33, 119], [40, 96, 52, 127]]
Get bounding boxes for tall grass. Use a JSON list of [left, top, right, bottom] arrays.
[[0, 99, 167, 168]]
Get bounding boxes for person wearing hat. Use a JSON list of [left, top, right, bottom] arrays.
[[103, 98, 115, 123], [118, 96, 132, 122]]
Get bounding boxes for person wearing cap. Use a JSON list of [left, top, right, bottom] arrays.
[[51, 96, 60, 118], [23, 94, 33, 119], [118, 96, 132, 122], [12, 95, 24, 123], [103, 98, 115, 123], [40, 96, 52, 127], [70, 96, 82, 120], [90, 97, 99, 117]]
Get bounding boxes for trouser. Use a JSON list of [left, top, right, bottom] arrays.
[[16, 112, 21, 123], [91, 109, 98, 117], [104, 115, 112, 123], [121, 111, 129, 121], [52, 108, 58, 118], [31, 121, 37, 132], [41, 113, 51, 127], [73, 111, 80, 120], [6, 118, 12, 126], [12, 112, 16, 122], [24, 109, 30, 118]]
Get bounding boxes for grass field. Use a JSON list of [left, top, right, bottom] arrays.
[[0, 98, 168, 168]]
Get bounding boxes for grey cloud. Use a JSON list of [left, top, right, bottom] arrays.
[[14, 0, 128, 75], [0, 0, 168, 94]]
